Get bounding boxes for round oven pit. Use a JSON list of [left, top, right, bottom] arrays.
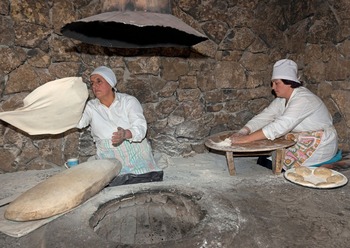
[[89, 189, 205, 245]]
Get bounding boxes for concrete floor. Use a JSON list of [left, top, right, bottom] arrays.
[[0, 153, 350, 248]]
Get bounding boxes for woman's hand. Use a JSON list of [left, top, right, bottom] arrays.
[[112, 127, 126, 146], [233, 127, 250, 136], [230, 135, 250, 144], [230, 129, 267, 144], [229, 126, 251, 143]]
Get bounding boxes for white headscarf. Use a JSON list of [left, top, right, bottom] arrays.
[[271, 59, 300, 84], [91, 66, 117, 88]]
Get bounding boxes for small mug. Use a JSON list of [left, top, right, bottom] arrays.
[[64, 158, 79, 168]]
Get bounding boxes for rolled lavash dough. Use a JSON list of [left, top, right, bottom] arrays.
[[4, 159, 121, 221], [0, 77, 88, 135]]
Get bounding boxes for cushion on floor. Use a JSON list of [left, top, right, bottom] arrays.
[[4, 159, 121, 222], [313, 150, 342, 167]]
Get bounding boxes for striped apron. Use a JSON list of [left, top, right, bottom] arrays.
[[95, 138, 161, 175]]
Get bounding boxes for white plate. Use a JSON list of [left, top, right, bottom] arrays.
[[284, 167, 348, 189]]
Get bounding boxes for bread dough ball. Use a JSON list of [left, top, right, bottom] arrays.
[[287, 172, 304, 181], [215, 138, 232, 147], [285, 133, 297, 141], [316, 181, 336, 187], [313, 167, 332, 178], [295, 166, 312, 177], [294, 178, 315, 187], [326, 174, 344, 183]]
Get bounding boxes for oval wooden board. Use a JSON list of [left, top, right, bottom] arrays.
[[4, 159, 121, 221], [205, 131, 295, 152]]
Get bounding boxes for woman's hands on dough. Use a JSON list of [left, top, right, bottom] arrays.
[[230, 129, 267, 144], [229, 126, 251, 144], [230, 135, 250, 144]]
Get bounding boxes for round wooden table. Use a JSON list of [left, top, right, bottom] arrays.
[[205, 131, 296, 175]]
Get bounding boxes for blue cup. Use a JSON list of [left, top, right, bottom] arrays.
[[65, 158, 79, 168]]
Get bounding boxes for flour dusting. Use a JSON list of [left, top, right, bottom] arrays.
[[215, 138, 232, 147]]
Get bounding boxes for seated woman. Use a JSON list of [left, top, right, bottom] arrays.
[[230, 59, 339, 170], [77, 66, 163, 185]]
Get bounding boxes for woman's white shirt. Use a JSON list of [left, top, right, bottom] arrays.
[[245, 87, 338, 165], [246, 87, 334, 140], [77, 92, 147, 142]]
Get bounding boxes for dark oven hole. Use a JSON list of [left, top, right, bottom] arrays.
[[89, 189, 205, 245]]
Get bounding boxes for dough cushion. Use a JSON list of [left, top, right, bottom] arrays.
[[326, 174, 344, 183], [0, 77, 88, 135], [4, 159, 121, 221], [313, 167, 332, 178], [295, 167, 312, 177]]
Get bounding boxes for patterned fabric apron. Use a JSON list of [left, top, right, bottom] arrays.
[[95, 138, 161, 175], [283, 131, 323, 170]]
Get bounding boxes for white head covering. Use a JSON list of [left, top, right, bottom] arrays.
[[91, 66, 117, 88], [271, 59, 300, 84]]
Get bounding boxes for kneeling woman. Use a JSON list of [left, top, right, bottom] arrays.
[[77, 66, 163, 185], [230, 59, 338, 170]]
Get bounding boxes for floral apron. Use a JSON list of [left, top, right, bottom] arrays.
[[283, 131, 323, 170]]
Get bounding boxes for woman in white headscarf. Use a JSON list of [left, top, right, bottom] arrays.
[[230, 59, 339, 170], [77, 66, 163, 185]]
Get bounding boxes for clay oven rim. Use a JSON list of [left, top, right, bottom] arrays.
[[89, 188, 207, 228]]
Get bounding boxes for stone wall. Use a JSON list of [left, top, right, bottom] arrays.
[[0, 0, 349, 172]]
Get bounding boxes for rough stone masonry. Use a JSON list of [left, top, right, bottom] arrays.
[[0, 0, 349, 172]]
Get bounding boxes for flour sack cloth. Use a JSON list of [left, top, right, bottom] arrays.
[[0, 77, 88, 135]]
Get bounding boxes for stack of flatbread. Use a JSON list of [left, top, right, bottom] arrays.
[[285, 167, 347, 188]]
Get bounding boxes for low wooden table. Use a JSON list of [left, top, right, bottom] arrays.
[[205, 131, 296, 176]]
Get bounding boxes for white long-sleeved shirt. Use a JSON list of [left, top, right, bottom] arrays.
[[77, 92, 147, 143], [245, 87, 338, 165]]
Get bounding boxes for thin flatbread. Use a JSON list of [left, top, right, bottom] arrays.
[[4, 159, 121, 221], [284, 167, 348, 189], [0, 77, 88, 135]]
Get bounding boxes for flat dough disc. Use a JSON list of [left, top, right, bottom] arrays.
[[0, 77, 88, 135]]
